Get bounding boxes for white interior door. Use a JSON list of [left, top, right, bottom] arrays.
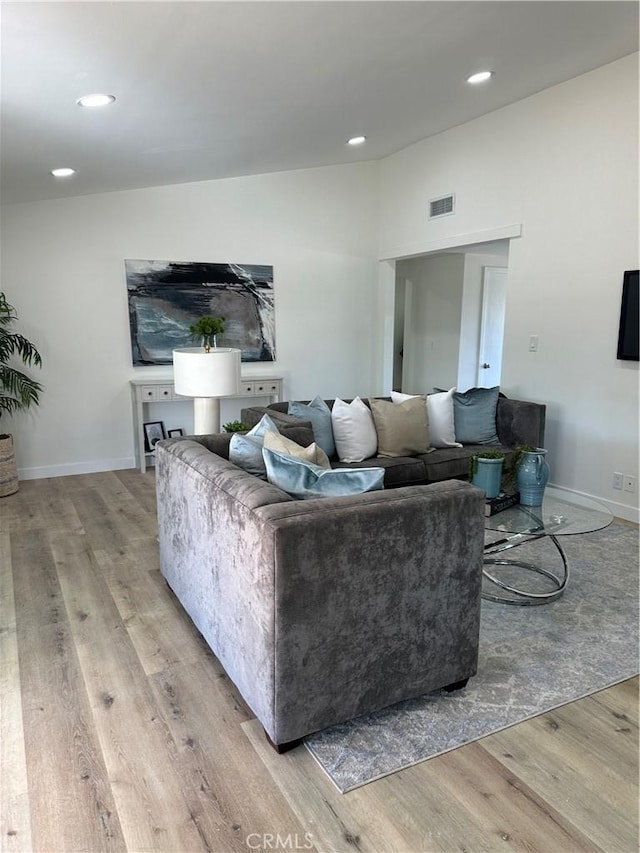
[[476, 266, 508, 387]]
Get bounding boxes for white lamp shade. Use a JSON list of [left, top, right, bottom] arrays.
[[173, 347, 242, 398]]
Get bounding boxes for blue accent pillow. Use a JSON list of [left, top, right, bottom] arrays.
[[229, 414, 281, 479], [453, 386, 500, 445], [288, 396, 336, 458], [262, 446, 384, 500]]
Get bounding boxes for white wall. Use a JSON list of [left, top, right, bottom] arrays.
[[1, 162, 379, 478], [378, 54, 639, 521], [2, 54, 638, 521]]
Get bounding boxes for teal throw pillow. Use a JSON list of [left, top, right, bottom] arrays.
[[453, 386, 500, 445], [229, 414, 281, 479], [288, 395, 335, 458], [262, 446, 384, 500]]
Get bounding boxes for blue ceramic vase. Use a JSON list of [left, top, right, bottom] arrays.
[[471, 457, 504, 499], [516, 448, 550, 505]]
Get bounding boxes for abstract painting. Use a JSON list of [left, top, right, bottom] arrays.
[[125, 259, 275, 365]]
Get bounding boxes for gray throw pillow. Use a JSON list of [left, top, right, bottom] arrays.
[[288, 396, 336, 458], [453, 386, 500, 445]]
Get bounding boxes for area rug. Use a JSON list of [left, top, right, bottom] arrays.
[[304, 521, 639, 792]]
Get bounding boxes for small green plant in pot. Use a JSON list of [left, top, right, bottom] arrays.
[[0, 292, 43, 497], [469, 449, 506, 499], [189, 315, 226, 352], [222, 420, 250, 433]]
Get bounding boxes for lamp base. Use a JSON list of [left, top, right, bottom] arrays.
[[193, 398, 221, 434]]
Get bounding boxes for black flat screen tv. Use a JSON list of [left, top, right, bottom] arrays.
[[617, 270, 639, 361]]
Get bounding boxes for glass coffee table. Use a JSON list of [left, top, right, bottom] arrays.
[[483, 486, 613, 606]]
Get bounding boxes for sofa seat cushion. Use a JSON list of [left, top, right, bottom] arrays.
[[332, 455, 428, 488]]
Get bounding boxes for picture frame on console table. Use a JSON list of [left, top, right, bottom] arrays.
[[144, 420, 166, 452], [168, 428, 184, 438]]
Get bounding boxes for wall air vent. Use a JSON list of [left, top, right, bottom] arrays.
[[429, 194, 455, 219]]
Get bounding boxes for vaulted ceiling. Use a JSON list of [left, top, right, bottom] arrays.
[[1, 1, 637, 204]]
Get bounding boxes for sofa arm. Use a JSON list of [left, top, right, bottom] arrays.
[[496, 398, 546, 448], [255, 479, 485, 743]]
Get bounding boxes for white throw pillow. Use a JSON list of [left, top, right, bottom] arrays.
[[330, 397, 378, 463], [391, 388, 462, 448]]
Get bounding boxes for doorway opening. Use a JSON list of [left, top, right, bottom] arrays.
[[392, 238, 510, 394]]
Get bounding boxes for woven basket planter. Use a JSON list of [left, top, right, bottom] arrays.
[[0, 433, 19, 497]]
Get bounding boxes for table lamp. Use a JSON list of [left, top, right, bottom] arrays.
[[173, 347, 242, 434]]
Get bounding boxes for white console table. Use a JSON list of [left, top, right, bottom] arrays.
[[131, 376, 283, 473]]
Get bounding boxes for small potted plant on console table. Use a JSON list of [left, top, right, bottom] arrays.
[[189, 315, 226, 352]]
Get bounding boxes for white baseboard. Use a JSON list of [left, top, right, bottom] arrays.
[[549, 483, 639, 525], [18, 457, 136, 481]]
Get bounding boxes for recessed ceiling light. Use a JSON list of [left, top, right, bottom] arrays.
[[76, 93, 116, 108], [347, 136, 366, 146], [467, 71, 494, 84], [51, 167, 76, 178]]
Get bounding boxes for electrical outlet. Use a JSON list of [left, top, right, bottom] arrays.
[[624, 475, 637, 493], [613, 472, 624, 490]]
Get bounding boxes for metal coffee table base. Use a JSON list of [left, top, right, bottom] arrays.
[[483, 532, 569, 606]]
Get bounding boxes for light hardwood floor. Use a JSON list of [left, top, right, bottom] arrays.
[[1, 470, 637, 853]]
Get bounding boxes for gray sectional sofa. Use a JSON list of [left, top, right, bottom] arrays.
[[155, 432, 486, 749], [241, 395, 546, 488]]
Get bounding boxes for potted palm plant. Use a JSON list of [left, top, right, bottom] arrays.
[[0, 292, 43, 496]]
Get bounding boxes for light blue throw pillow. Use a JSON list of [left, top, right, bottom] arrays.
[[262, 446, 384, 500], [288, 395, 336, 458], [453, 386, 500, 445], [229, 414, 281, 479]]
